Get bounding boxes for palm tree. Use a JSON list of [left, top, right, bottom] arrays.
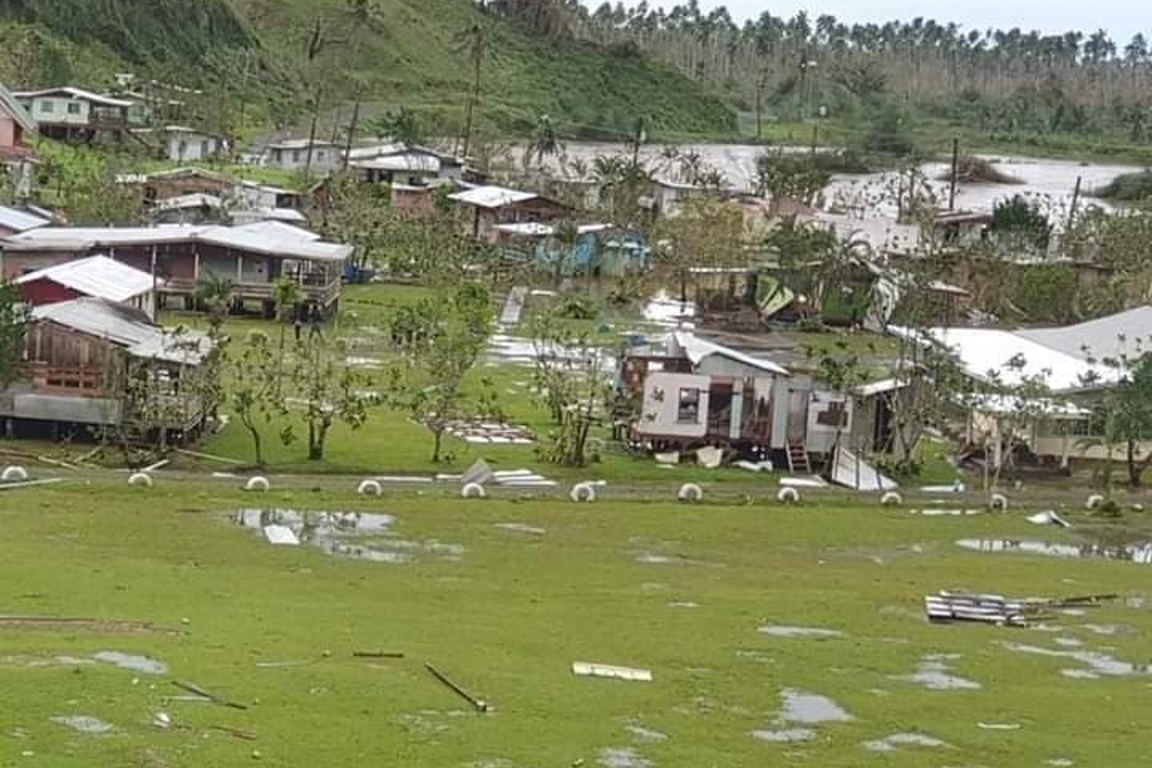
[[196, 274, 235, 335], [454, 21, 491, 158], [526, 114, 564, 169]]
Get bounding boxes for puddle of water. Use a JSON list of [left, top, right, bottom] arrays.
[[625, 724, 668, 743], [863, 733, 948, 752], [92, 651, 167, 676], [51, 715, 113, 735], [1001, 642, 1152, 677], [236, 509, 461, 564], [779, 689, 853, 724], [758, 625, 844, 639], [751, 728, 814, 743], [494, 523, 546, 536], [598, 747, 651, 768], [896, 655, 981, 691], [956, 539, 1152, 564]]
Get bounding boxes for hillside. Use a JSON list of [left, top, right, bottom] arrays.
[[0, 0, 736, 139]]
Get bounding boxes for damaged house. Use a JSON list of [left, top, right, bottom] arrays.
[[621, 331, 904, 474], [0, 298, 215, 444]]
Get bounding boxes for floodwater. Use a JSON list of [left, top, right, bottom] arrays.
[[895, 655, 981, 691], [956, 538, 1152, 564], [863, 732, 949, 752], [777, 689, 854, 724], [751, 728, 814, 743], [235, 509, 463, 564], [539, 141, 1137, 218], [51, 715, 113, 735], [598, 747, 652, 768], [1001, 641, 1152, 678], [758, 624, 844, 639], [92, 651, 167, 676]]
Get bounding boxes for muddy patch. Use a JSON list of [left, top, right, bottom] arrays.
[[863, 733, 948, 752], [51, 715, 113, 735], [92, 651, 167, 675], [236, 509, 463, 564], [598, 747, 651, 768], [1000, 641, 1151, 678], [956, 538, 1152, 564], [895, 654, 981, 691], [758, 624, 844, 639]]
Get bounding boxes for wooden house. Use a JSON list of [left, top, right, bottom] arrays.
[[0, 83, 37, 197], [348, 143, 465, 186], [622, 332, 901, 471], [15, 255, 157, 317], [117, 167, 235, 204], [14, 87, 133, 143], [448, 185, 573, 240], [0, 222, 352, 314], [0, 298, 214, 443]]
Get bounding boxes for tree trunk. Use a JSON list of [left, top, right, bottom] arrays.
[[432, 427, 444, 463], [1127, 439, 1143, 487], [305, 86, 323, 177], [245, 421, 264, 466]]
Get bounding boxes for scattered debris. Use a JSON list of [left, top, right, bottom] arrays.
[[912, 508, 984, 517], [957, 539, 1152, 564], [352, 651, 405, 659], [921, 482, 966, 494], [751, 728, 814, 743], [425, 663, 489, 712], [92, 651, 167, 675], [0, 615, 176, 635], [863, 732, 948, 752], [597, 747, 651, 768], [0, 478, 64, 492], [171, 680, 248, 710], [667, 601, 699, 609], [209, 724, 257, 741], [499, 286, 528, 326], [447, 421, 535, 445], [758, 624, 844, 639], [263, 525, 299, 546], [51, 715, 113, 735], [494, 523, 546, 536], [779, 476, 827, 489], [572, 662, 652, 682], [141, 458, 170, 473], [654, 452, 680, 466], [978, 722, 1021, 730], [1027, 511, 1071, 528], [735, 460, 773, 472], [152, 712, 171, 730], [625, 724, 668, 743], [696, 446, 723, 469], [927, 591, 1117, 627], [830, 447, 897, 491]]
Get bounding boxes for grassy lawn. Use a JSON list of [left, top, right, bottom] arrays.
[[0, 477, 1147, 766]]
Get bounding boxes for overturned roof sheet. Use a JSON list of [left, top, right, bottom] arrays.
[[15, 255, 154, 302], [32, 298, 212, 364], [0, 205, 50, 233], [0, 83, 36, 134], [449, 185, 538, 209], [671, 331, 790, 376], [15, 87, 133, 108]]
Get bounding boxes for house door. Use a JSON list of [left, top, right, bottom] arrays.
[[707, 382, 734, 438], [873, 393, 895, 452], [742, 384, 773, 443], [786, 389, 809, 444]]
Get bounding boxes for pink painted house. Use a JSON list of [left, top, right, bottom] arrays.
[[0, 84, 37, 197]]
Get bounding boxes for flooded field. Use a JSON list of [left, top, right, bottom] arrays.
[[956, 538, 1152, 564]]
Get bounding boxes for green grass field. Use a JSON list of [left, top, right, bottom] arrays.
[[0, 476, 1147, 767]]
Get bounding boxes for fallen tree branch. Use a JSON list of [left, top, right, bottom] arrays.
[[171, 680, 248, 710], [425, 663, 489, 712]]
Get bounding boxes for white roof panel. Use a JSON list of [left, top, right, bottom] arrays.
[[351, 154, 441, 174], [671, 331, 790, 376], [0, 205, 50, 233], [1015, 306, 1152, 364], [32, 298, 212, 364], [15, 87, 132, 108], [15, 255, 153, 302], [448, 185, 537, 209]]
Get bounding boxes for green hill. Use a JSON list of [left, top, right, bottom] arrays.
[[0, 0, 735, 139]]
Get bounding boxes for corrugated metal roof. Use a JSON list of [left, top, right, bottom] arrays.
[[0, 83, 36, 134], [14, 87, 133, 108], [266, 138, 337, 150], [0, 205, 50, 233], [448, 185, 537, 209], [16, 255, 154, 302], [153, 193, 224, 211], [351, 154, 441, 174], [671, 331, 790, 376], [32, 298, 212, 364], [1015, 307, 1152, 363], [3, 224, 350, 262]]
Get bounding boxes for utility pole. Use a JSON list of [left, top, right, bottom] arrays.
[[948, 137, 960, 211], [1068, 175, 1083, 230]]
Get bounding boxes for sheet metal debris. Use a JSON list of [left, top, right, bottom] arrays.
[[572, 662, 653, 682]]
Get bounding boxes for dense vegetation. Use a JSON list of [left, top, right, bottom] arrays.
[[0, 0, 735, 139]]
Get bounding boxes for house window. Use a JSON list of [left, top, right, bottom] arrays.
[[67, 102, 82, 115], [39, 101, 54, 114], [201, 140, 210, 156], [677, 388, 701, 423], [292, 150, 302, 163]]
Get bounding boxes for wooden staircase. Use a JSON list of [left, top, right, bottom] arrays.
[[786, 443, 811, 474]]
